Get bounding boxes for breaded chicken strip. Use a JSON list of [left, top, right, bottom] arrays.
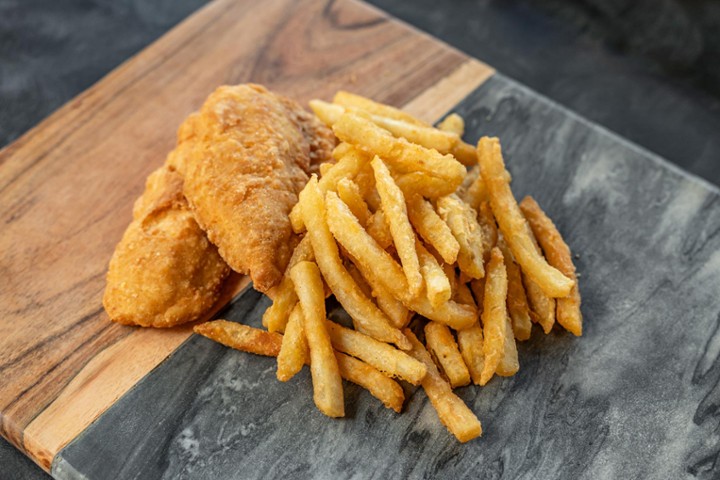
[[179, 84, 335, 292], [103, 166, 230, 327]]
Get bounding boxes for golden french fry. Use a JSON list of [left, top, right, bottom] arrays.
[[443, 263, 458, 297], [394, 172, 459, 198], [520, 196, 582, 336], [347, 260, 409, 328], [276, 304, 309, 382], [332, 142, 354, 160], [319, 162, 334, 177], [337, 178, 372, 226], [194, 320, 282, 356], [520, 223, 556, 334], [366, 209, 393, 250], [479, 248, 508, 385], [325, 321, 425, 384], [452, 142, 478, 166], [334, 352, 405, 413], [407, 195, 459, 264], [416, 240, 451, 308], [455, 281, 476, 308], [437, 113, 464, 136], [290, 146, 371, 233], [346, 261, 374, 298], [311, 100, 459, 154], [497, 236, 532, 341], [478, 137, 574, 297], [353, 162, 379, 209], [436, 194, 486, 279], [477, 201, 498, 260], [460, 167, 488, 211], [263, 236, 314, 333], [325, 193, 477, 329], [333, 91, 430, 127], [404, 329, 482, 442], [371, 157, 422, 295], [298, 177, 410, 350], [496, 316, 519, 376], [333, 113, 465, 187], [457, 323, 484, 385], [291, 261, 344, 417], [469, 276, 485, 311], [197, 321, 403, 412], [425, 322, 471, 388]]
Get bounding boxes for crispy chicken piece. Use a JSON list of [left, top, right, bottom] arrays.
[[103, 166, 230, 327], [179, 84, 335, 292]]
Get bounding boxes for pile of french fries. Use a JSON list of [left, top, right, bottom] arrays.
[[194, 91, 582, 443]]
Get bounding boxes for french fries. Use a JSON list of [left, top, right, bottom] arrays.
[[520, 196, 583, 336], [333, 113, 465, 187], [291, 261, 344, 417], [195, 321, 282, 356], [404, 329, 482, 443], [406, 195, 459, 264], [290, 145, 370, 233], [416, 240, 451, 308], [263, 236, 314, 333], [310, 99, 460, 155], [371, 157, 422, 295], [196, 321, 404, 412], [199, 93, 584, 442], [457, 323, 485, 385], [333, 91, 430, 127], [497, 237, 532, 341], [478, 137, 574, 297], [436, 194, 486, 279], [326, 321, 426, 385], [298, 177, 410, 350], [479, 248, 508, 386], [425, 322, 471, 388], [325, 192, 477, 329], [276, 304, 309, 381]]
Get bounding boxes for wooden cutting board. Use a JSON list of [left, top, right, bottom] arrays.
[[0, 0, 492, 471]]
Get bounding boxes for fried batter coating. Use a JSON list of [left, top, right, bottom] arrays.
[[179, 84, 335, 292], [104, 166, 230, 327]]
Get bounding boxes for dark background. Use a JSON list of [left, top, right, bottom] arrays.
[[1, 0, 718, 478]]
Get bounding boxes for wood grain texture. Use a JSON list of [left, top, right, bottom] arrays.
[[0, 0, 492, 471]]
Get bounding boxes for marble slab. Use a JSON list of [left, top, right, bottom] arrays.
[[52, 74, 720, 479]]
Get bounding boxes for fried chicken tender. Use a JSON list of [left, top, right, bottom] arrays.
[[103, 166, 230, 327], [179, 84, 335, 292]]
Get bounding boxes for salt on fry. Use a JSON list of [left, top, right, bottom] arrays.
[[424, 322, 471, 388], [479, 248, 508, 385], [325, 321, 425, 385], [407, 195, 459, 264], [291, 261, 344, 417], [478, 137, 574, 297], [298, 177, 410, 350], [276, 304, 309, 382], [416, 240, 451, 308], [436, 194, 486, 279], [337, 178, 372, 226], [371, 156, 422, 295], [333, 90, 430, 127], [497, 236, 532, 341], [325, 192, 477, 329], [520, 196, 582, 336], [404, 329, 482, 442]]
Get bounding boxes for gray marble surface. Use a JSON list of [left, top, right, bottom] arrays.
[[52, 75, 720, 479]]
